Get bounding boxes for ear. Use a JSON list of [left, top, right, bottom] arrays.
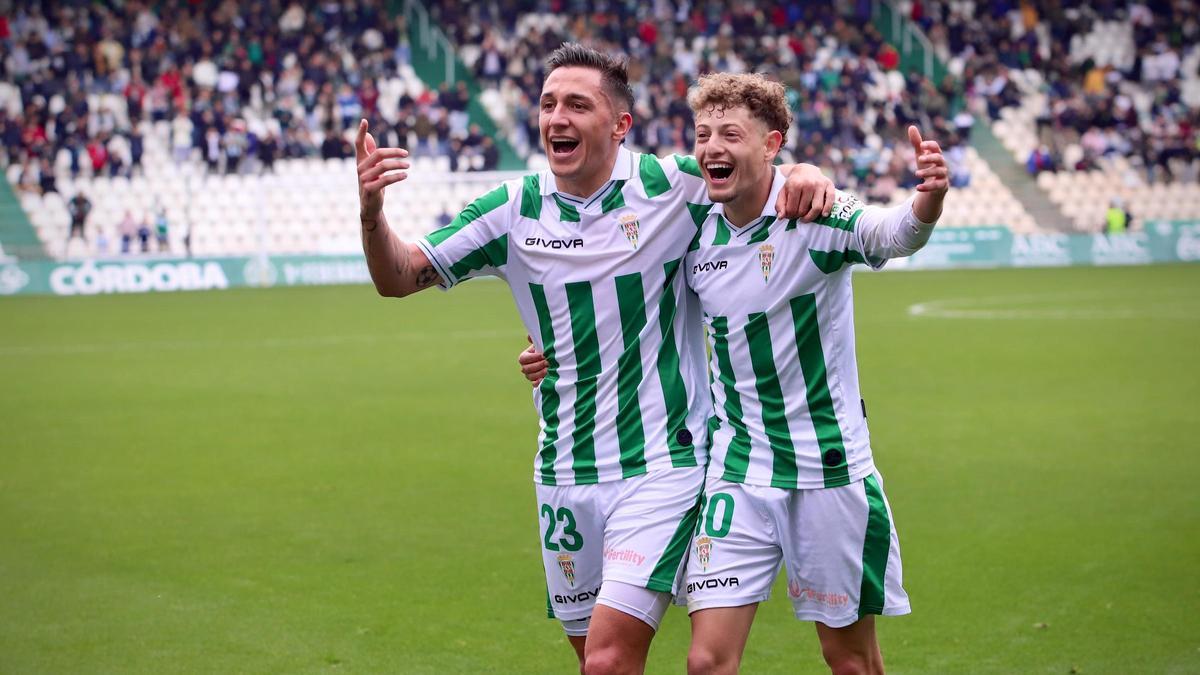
[[764, 129, 783, 162], [612, 111, 633, 142]]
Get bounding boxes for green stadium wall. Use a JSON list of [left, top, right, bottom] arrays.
[[0, 223, 1198, 296], [0, 179, 47, 259]]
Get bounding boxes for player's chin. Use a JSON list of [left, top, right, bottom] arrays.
[[547, 152, 583, 175], [704, 185, 734, 203]]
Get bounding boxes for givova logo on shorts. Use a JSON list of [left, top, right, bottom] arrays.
[[554, 586, 600, 604], [686, 576, 739, 594]]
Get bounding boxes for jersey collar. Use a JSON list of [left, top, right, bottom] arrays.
[[708, 166, 786, 238], [541, 145, 635, 208]]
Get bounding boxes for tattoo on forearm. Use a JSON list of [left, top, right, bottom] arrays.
[[416, 265, 439, 288], [360, 217, 379, 233]]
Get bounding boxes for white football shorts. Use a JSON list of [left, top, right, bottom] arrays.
[[684, 471, 910, 628], [537, 466, 705, 623]]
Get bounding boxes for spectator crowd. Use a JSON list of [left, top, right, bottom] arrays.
[[2, 0, 1197, 211], [916, 0, 1198, 181], [440, 0, 1197, 190], [1, 0, 502, 197]]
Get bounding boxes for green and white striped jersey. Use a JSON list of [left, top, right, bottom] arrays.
[[685, 168, 890, 490], [417, 146, 711, 486]]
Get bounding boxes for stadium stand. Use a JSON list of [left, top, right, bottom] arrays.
[[917, 0, 1200, 231], [2, 1, 1197, 260], [0, 1, 524, 259]]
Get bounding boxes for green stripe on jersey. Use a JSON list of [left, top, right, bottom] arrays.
[[710, 316, 752, 482], [447, 234, 507, 280], [785, 218, 799, 231], [529, 283, 561, 485], [656, 259, 697, 467], [566, 281, 601, 484], [712, 215, 732, 246], [744, 312, 799, 488], [520, 174, 542, 220], [674, 155, 702, 177], [789, 294, 849, 487], [427, 184, 509, 246], [639, 153, 671, 198], [859, 473, 891, 616], [747, 216, 777, 244], [646, 496, 702, 592], [554, 195, 580, 223], [687, 203, 714, 252], [614, 273, 648, 478], [809, 247, 867, 274], [687, 202, 713, 227], [601, 180, 627, 213]]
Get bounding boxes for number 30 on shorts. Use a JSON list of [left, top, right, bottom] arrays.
[[540, 504, 583, 551], [696, 493, 734, 538]]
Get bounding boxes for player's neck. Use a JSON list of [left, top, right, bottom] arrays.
[[555, 150, 619, 200], [724, 167, 773, 228]]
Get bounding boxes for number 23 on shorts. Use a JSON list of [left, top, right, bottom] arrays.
[[540, 504, 583, 552]]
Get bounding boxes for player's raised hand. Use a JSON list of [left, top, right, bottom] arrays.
[[776, 163, 835, 222], [356, 119, 411, 220], [909, 125, 949, 194], [519, 335, 548, 387]]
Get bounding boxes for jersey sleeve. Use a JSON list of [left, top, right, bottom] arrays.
[[849, 193, 935, 264], [804, 190, 888, 271], [661, 154, 709, 203], [416, 180, 515, 289]]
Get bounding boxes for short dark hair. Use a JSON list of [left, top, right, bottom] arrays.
[[544, 42, 634, 112]]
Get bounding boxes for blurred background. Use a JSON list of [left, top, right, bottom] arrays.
[[0, 0, 1197, 284]]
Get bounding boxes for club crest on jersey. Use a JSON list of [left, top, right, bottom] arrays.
[[758, 244, 775, 283], [617, 212, 640, 249], [557, 553, 576, 587], [696, 536, 713, 571]]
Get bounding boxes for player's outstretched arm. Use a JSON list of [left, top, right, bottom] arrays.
[[857, 125, 950, 260], [356, 119, 443, 297], [909, 125, 949, 222]]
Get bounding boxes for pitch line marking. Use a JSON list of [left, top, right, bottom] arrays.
[[908, 291, 1200, 321]]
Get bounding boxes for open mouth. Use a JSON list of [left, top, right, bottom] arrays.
[[550, 138, 580, 156], [706, 162, 734, 184]]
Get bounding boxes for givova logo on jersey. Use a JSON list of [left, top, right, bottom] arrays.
[[758, 244, 775, 283], [557, 553, 576, 587]]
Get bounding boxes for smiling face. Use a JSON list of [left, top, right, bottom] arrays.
[[539, 66, 631, 197], [693, 105, 782, 207]]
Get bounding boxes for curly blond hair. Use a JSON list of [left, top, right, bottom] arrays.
[[687, 73, 791, 144]]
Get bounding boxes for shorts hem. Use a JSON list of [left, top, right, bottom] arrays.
[[536, 463, 703, 487], [547, 608, 593, 622], [708, 462, 876, 490], [793, 602, 912, 627], [686, 593, 772, 615]]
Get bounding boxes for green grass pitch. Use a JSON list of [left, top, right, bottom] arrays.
[[1, 264, 1198, 674]]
